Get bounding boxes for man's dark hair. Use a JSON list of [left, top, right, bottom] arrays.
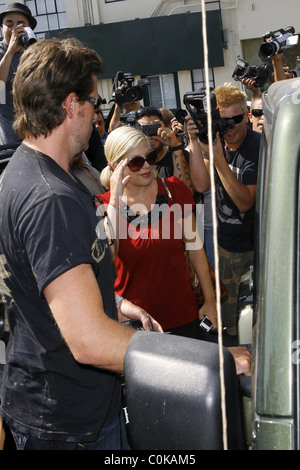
[[136, 107, 163, 122], [13, 38, 104, 139]]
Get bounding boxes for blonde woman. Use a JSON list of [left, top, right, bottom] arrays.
[[98, 125, 217, 339]]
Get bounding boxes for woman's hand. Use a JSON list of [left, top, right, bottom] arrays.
[[109, 158, 131, 208], [117, 298, 164, 333], [198, 300, 218, 330], [104, 159, 131, 260]]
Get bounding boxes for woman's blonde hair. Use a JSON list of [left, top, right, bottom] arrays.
[[214, 82, 248, 113], [100, 125, 153, 189]]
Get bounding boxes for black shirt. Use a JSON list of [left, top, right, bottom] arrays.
[[216, 128, 260, 252], [0, 144, 120, 441]]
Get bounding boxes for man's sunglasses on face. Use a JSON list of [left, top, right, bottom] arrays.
[[224, 113, 245, 125], [251, 109, 264, 117], [85, 95, 105, 112]]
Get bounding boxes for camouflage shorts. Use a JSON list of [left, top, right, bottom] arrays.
[[218, 246, 254, 336]]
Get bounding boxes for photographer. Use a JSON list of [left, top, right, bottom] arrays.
[[105, 72, 147, 134], [249, 97, 264, 134], [108, 99, 141, 133], [0, 3, 37, 145], [241, 79, 264, 133], [136, 106, 194, 193], [188, 83, 260, 340], [261, 27, 298, 82]]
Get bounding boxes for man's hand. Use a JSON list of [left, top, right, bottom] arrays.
[[7, 24, 26, 54], [200, 132, 225, 163], [227, 346, 251, 376], [170, 117, 184, 136], [241, 77, 255, 91], [186, 115, 200, 141], [122, 101, 141, 112], [156, 123, 179, 148]]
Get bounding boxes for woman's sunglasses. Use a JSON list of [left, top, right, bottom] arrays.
[[127, 150, 157, 172]]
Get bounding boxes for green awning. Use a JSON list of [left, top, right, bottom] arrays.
[[50, 11, 224, 79]]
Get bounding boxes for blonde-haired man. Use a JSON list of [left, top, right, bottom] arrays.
[[188, 82, 260, 340]]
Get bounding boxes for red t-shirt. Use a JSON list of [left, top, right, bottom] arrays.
[[98, 177, 198, 329]]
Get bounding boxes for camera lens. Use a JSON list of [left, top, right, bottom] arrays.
[[18, 27, 37, 48], [175, 109, 187, 124], [125, 87, 139, 101], [260, 41, 279, 58]]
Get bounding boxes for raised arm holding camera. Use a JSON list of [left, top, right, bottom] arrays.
[[260, 26, 299, 82], [106, 71, 145, 133], [108, 99, 141, 133], [0, 3, 36, 145]]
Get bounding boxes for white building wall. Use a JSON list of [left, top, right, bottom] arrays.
[[177, 70, 193, 108], [236, 0, 300, 40], [217, 0, 300, 88]]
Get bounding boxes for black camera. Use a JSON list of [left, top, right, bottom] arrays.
[[260, 26, 299, 58], [175, 108, 188, 124], [140, 123, 161, 137], [18, 27, 37, 49], [125, 112, 160, 136], [113, 71, 148, 106], [232, 59, 273, 88], [184, 91, 235, 144]]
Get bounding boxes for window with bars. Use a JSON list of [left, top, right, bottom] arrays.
[[192, 68, 215, 91], [25, 0, 67, 38]]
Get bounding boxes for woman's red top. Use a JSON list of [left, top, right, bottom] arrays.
[[97, 177, 198, 329]]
